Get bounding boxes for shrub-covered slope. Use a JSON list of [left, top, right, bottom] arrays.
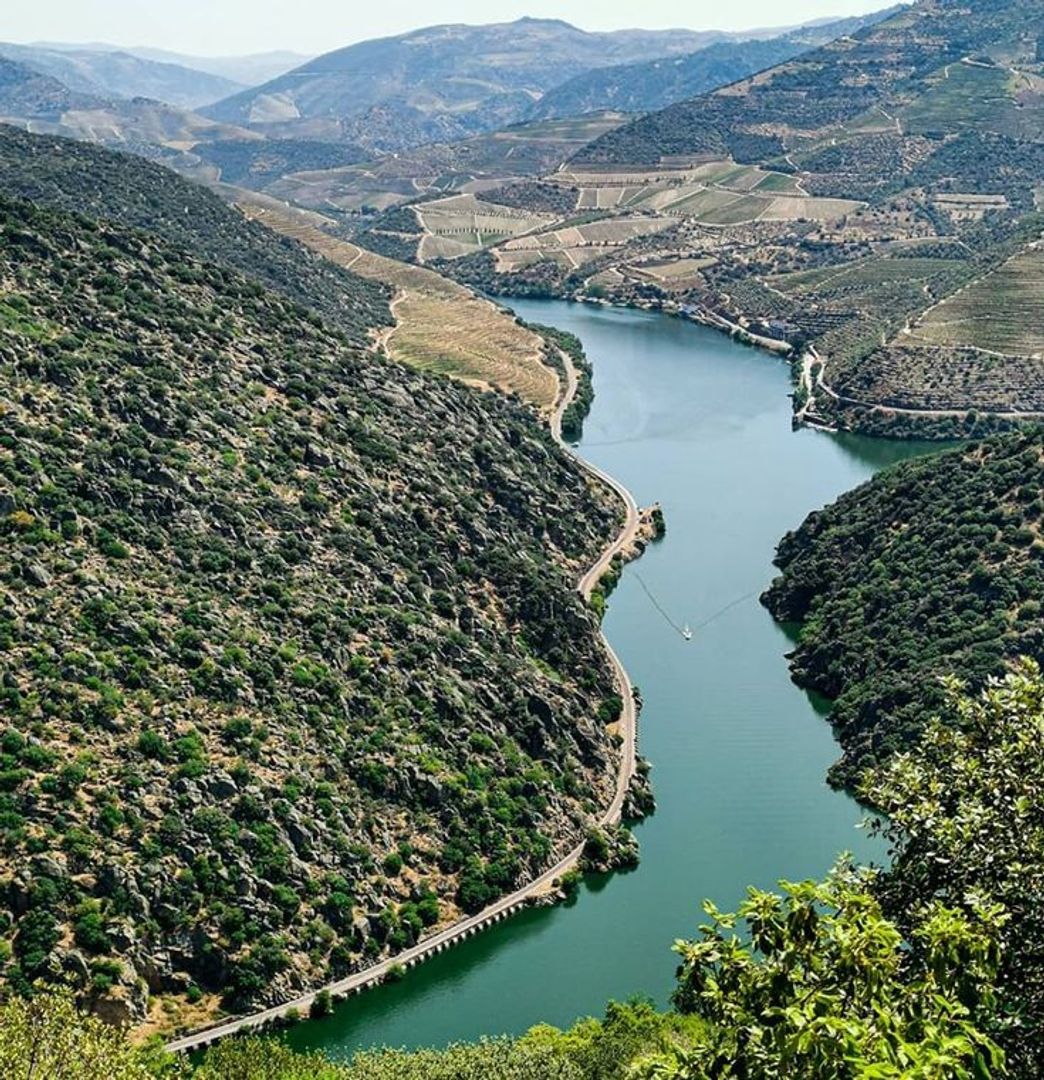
[[0, 125, 389, 348], [763, 432, 1044, 784], [531, 9, 900, 121], [577, 0, 1039, 167], [0, 192, 622, 1030]]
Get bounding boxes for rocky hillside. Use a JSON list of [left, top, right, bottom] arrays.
[[0, 184, 622, 1033], [202, 18, 734, 152], [762, 432, 1044, 784], [0, 125, 389, 348]]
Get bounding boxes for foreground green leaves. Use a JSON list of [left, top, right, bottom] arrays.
[[0, 993, 159, 1078], [10, 667, 1044, 1076], [652, 870, 1005, 1078], [868, 663, 1044, 1076]]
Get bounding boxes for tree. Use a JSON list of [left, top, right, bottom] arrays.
[[194, 1037, 344, 1080], [0, 992, 164, 1079], [633, 865, 1005, 1079], [866, 662, 1044, 1075]]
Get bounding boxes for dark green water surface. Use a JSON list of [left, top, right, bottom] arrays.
[[287, 300, 937, 1059]]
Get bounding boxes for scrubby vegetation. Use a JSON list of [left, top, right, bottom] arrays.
[[527, 323, 595, 441], [20, 663, 1044, 1075], [0, 182, 625, 1029], [763, 431, 1044, 784], [0, 125, 390, 347], [195, 139, 369, 187], [482, 180, 580, 216]]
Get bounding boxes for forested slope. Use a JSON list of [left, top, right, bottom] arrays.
[[0, 187, 622, 1032], [0, 126, 390, 348], [763, 432, 1044, 783]]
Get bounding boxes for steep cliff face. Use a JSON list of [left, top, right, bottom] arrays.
[[0, 182, 621, 1031]]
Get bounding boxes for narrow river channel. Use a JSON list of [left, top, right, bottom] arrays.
[[286, 300, 938, 1059]]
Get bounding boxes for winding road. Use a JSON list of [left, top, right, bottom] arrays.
[[165, 347, 642, 1054]]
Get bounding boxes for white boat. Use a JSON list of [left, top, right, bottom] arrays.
[[682, 624, 693, 641]]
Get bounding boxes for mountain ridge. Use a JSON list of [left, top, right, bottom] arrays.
[[532, 7, 903, 120], [0, 42, 243, 109], [201, 16, 851, 152]]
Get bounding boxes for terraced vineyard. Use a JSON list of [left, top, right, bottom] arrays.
[[524, 0, 1044, 436], [559, 162, 857, 225], [499, 216, 673, 268], [908, 246, 1044, 357], [414, 194, 555, 260], [238, 204, 560, 410]]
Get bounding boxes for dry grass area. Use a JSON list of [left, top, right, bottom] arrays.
[[630, 256, 717, 287], [505, 216, 671, 252], [759, 195, 861, 222], [933, 193, 1010, 222], [908, 245, 1044, 358], [553, 161, 857, 226], [237, 202, 559, 410], [414, 193, 554, 258]]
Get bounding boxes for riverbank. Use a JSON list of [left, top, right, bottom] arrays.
[[165, 342, 647, 1055], [495, 282, 1044, 441]]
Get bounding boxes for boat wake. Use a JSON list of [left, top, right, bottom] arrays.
[[634, 573, 760, 640]]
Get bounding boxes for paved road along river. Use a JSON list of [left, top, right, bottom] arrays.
[[286, 299, 938, 1060]]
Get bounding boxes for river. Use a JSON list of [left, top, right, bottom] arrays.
[[286, 300, 937, 1059]]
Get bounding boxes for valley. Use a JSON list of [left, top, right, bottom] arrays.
[[1, 0, 1044, 1075]]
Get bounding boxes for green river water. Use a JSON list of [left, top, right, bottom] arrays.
[[287, 300, 937, 1059]]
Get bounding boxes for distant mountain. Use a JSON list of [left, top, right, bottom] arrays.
[[0, 42, 242, 109], [532, 8, 902, 120], [0, 56, 103, 116], [29, 43, 311, 88], [0, 56, 261, 180], [576, 0, 1042, 166], [202, 18, 753, 152]]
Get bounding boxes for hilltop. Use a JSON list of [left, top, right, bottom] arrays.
[[0, 160, 624, 1034], [202, 19, 768, 152], [0, 125, 390, 348]]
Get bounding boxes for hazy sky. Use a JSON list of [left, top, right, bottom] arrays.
[[6, 0, 890, 57]]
